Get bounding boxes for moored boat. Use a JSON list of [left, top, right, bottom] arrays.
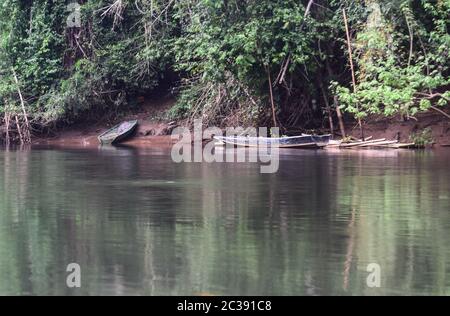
[[98, 120, 138, 145], [213, 134, 331, 148]]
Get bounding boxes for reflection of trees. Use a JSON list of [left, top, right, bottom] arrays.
[[335, 151, 450, 295], [0, 147, 182, 295], [1, 149, 450, 295]]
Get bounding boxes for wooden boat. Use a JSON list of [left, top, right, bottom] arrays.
[[98, 120, 138, 145], [214, 134, 331, 148]]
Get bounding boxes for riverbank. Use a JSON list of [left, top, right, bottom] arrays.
[[346, 111, 450, 147], [32, 96, 179, 149], [31, 100, 450, 149], [32, 121, 178, 149]]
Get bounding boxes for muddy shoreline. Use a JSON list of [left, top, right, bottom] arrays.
[[345, 111, 450, 147], [32, 121, 178, 149], [31, 106, 450, 149]]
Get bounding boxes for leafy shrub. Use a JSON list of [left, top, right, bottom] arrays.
[[411, 127, 434, 147]]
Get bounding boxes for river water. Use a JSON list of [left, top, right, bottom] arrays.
[[1, 146, 450, 295]]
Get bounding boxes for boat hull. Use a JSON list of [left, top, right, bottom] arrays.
[[214, 135, 331, 148], [98, 120, 138, 145]]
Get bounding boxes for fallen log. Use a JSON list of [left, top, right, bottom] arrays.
[[325, 140, 343, 148], [358, 140, 399, 148], [340, 138, 385, 148], [388, 143, 416, 149]]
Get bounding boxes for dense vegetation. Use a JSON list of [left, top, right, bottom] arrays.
[[0, 0, 449, 143]]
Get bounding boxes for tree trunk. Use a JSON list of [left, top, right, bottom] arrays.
[[320, 83, 334, 135], [266, 66, 278, 128], [325, 59, 346, 138], [335, 97, 347, 139]]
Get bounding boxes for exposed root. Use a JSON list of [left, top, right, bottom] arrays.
[[180, 72, 265, 128]]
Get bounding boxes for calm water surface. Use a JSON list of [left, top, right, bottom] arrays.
[[1, 146, 450, 295]]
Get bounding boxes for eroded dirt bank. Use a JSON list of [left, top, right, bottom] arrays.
[[32, 96, 180, 149], [32, 100, 450, 149], [32, 121, 178, 148], [346, 111, 450, 147]]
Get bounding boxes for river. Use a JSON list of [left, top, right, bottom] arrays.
[[1, 146, 450, 295]]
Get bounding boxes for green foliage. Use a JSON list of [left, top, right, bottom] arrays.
[[334, 0, 450, 119], [1, 0, 175, 126], [0, 0, 449, 137], [175, 0, 315, 78], [335, 56, 449, 118], [410, 127, 434, 147], [171, 0, 324, 124]]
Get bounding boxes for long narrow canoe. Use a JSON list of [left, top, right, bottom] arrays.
[[214, 134, 331, 148], [98, 120, 138, 145]]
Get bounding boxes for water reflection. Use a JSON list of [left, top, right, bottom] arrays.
[[0, 147, 450, 295]]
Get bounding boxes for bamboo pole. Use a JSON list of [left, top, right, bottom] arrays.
[[405, 13, 414, 67], [340, 138, 386, 148], [358, 140, 398, 147], [342, 9, 364, 140], [11, 68, 31, 143], [388, 143, 416, 148]]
